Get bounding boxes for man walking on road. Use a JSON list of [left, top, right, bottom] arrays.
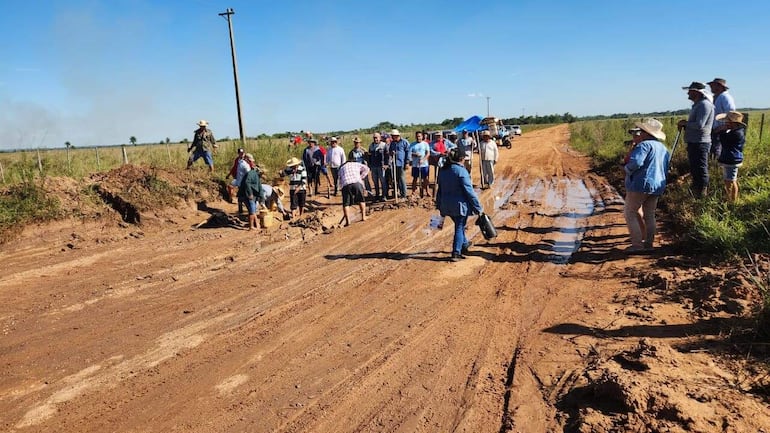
[[677, 82, 714, 198]]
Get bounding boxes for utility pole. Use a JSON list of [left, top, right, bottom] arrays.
[[486, 96, 490, 117], [219, 8, 245, 143]]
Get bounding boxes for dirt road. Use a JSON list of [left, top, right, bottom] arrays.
[[2, 125, 768, 432]]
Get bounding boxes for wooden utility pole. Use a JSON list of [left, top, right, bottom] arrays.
[[219, 8, 245, 144]]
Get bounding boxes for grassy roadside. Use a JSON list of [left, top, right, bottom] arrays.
[[569, 114, 770, 336]]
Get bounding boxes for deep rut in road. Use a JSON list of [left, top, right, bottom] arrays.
[[2, 125, 769, 433]]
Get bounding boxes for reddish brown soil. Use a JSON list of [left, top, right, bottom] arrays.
[[2, 125, 769, 432]]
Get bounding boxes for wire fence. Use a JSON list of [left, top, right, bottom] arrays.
[[0, 135, 362, 186]]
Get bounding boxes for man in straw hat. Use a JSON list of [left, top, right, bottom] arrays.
[[677, 82, 714, 198], [237, 153, 263, 230], [479, 130, 499, 189], [281, 157, 308, 218], [714, 111, 746, 202], [707, 78, 736, 159], [623, 118, 671, 253], [388, 129, 410, 199], [261, 184, 290, 218], [187, 120, 217, 172]]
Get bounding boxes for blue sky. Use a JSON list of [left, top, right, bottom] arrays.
[[2, 0, 769, 149]]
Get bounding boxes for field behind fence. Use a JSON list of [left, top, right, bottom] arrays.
[[0, 137, 321, 185]]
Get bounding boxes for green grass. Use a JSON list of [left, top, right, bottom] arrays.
[[0, 179, 62, 243], [570, 112, 770, 337]]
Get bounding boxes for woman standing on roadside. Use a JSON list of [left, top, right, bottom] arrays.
[[435, 148, 483, 262]]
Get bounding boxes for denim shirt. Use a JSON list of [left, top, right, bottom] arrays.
[[389, 138, 410, 167], [435, 162, 483, 217], [624, 139, 671, 195]]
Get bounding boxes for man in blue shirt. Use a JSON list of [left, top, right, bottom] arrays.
[[623, 118, 671, 253], [409, 131, 431, 197], [388, 129, 409, 199], [677, 82, 714, 198], [707, 78, 736, 159]]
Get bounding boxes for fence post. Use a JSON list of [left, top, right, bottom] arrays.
[[66, 146, 71, 173], [760, 113, 765, 145], [36, 149, 43, 174], [95, 147, 101, 170], [166, 142, 172, 165], [0, 160, 5, 183], [121, 145, 129, 165]]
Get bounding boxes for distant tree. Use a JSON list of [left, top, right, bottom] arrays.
[[165, 137, 170, 144], [129, 136, 137, 146], [372, 121, 397, 131], [181, 138, 189, 144], [65, 141, 72, 149], [160, 139, 165, 144]]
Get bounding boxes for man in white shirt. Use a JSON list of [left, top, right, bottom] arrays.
[[325, 137, 347, 196]]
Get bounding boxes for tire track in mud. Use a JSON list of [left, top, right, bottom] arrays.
[[2, 125, 637, 433]]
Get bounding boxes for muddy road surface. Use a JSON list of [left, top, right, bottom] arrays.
[[2, 125, 769, 432]]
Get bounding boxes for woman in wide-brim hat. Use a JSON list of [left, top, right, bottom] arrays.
[[715, 111, 746, 202]]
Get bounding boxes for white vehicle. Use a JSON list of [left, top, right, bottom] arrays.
[[507, 125, 523, 136]]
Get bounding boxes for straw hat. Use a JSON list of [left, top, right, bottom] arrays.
[[707, 78, 729, 89], [353, 136, 361, 143], [634, 118, 666, 141], [481, 130, 492, 137], [715, 111, 746, 127], [286, 157, 301, 167], [390, 129, 401, 136], [197, 120, 208, 127], [244, 153, 255, 162]]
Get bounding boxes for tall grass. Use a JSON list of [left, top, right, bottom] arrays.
[[571, 112, 770, 337], [570, 111, 770, 255]]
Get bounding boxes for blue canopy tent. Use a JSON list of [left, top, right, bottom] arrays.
[[453, 115, 488, 133]]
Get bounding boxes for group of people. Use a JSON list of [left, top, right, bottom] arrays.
[[215, 128, 487, 260], [678, 78, 744, 201], [225, 147, 290, 230], [190, 76, 747, 258], [621, 77, 745, 253]]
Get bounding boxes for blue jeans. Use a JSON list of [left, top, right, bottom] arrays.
[[395, 166, 407, 198], [371, 166, 387, 198], [687, 142, 711, 197], [450, 215, 470, 255]]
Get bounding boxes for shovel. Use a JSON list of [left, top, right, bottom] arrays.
[[668, 129, 682, 173]]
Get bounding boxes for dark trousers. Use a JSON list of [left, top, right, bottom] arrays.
[[395, 166, 407, 198], [687, 142, 711, 197], [710, 132, 722, 159]]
